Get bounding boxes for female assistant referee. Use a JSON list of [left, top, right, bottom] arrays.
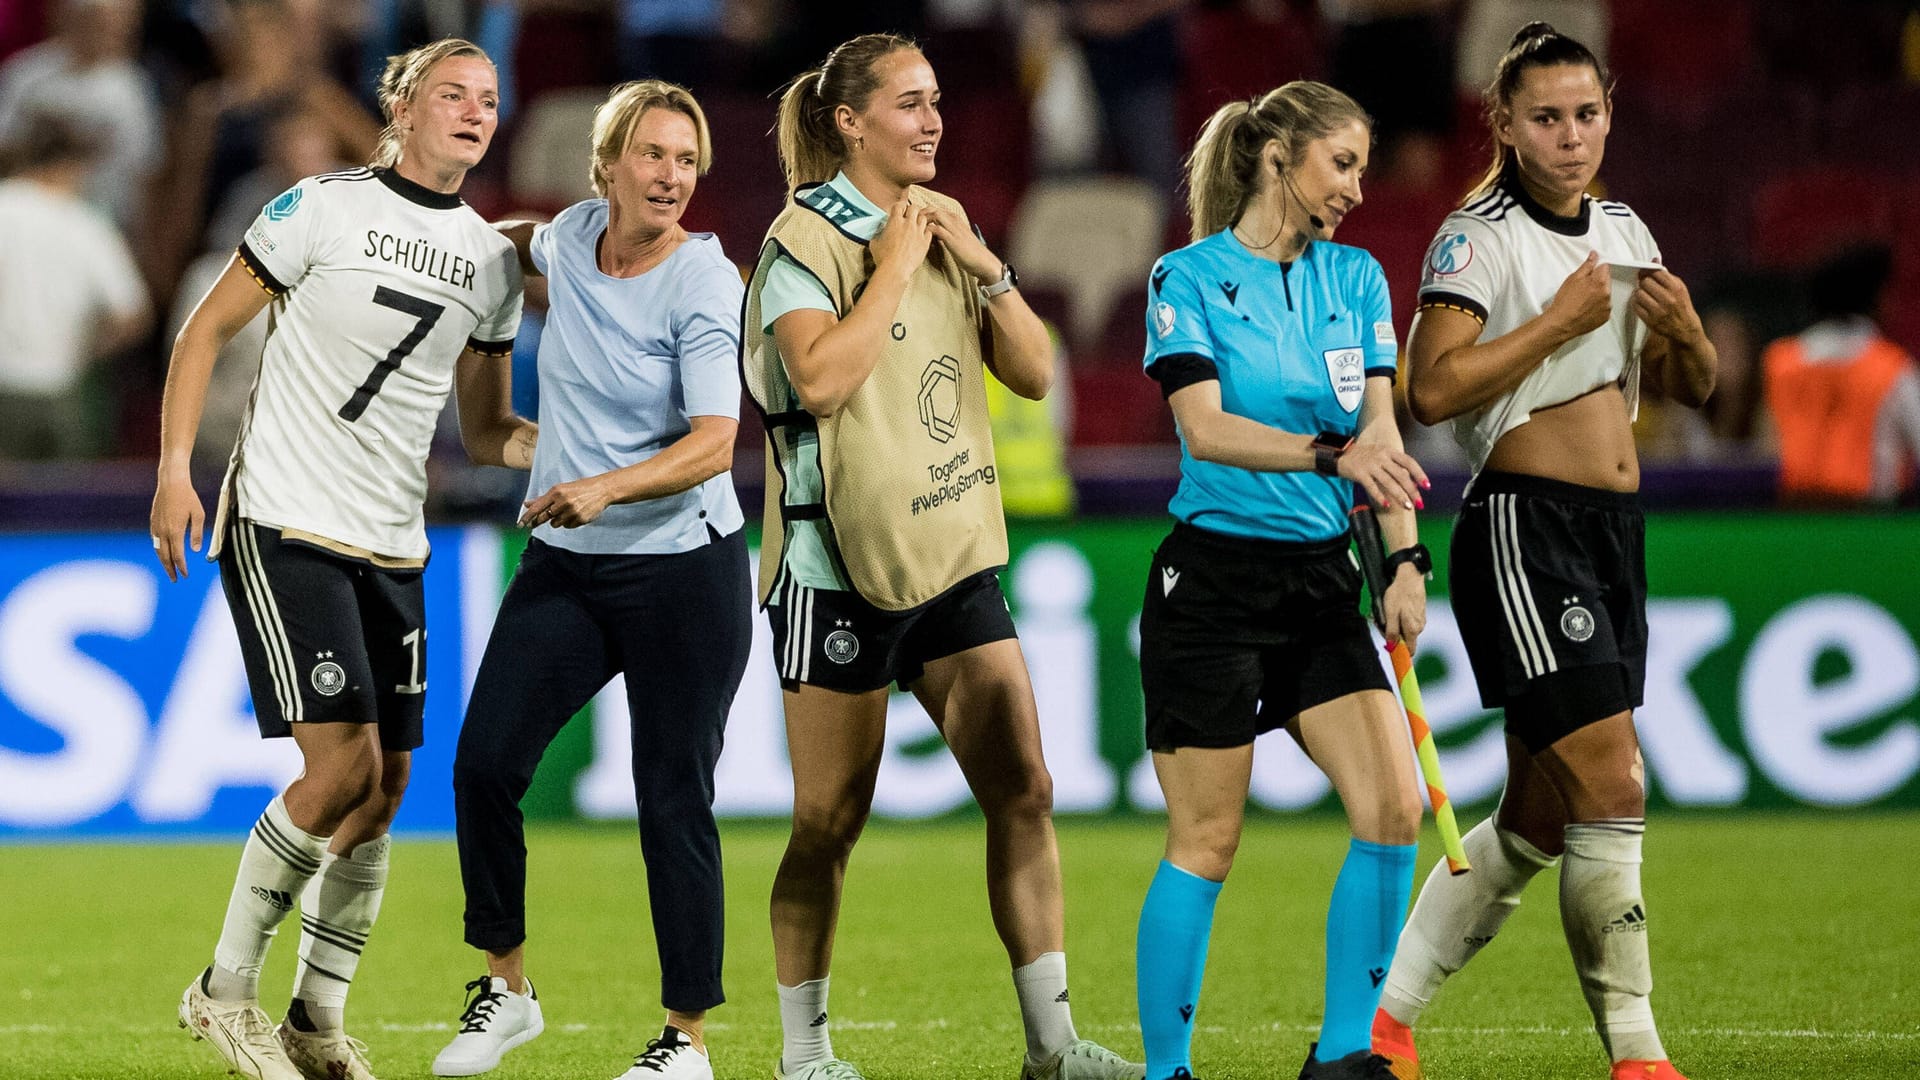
[[1133, 81, 1431, 1080], [1374, 23, 1715, 1080]]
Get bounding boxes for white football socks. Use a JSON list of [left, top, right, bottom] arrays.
[[777, 977, 834, 1073], [209, 795, 330, 1001], [1380, 817, 1559, 1026], [1562, 819, 1666, 1063], [1012, 951, 1079, 1064], [292, 832, 390, 1031]]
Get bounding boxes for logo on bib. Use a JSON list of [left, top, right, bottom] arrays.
[[1323, 347, 1365, 413], [918, 355, 962, 443], [1426, 231, 1472, 277], [266, 186, 303, 221], [1561, 605, 1596, 642], [824, 629, 860, 664]]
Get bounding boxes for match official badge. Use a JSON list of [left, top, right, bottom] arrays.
[[266, 186, 303, 221], [1322, 347, 1365, 413], [1561, 605, 1596, 642], [1153, 302, 1176, 340]]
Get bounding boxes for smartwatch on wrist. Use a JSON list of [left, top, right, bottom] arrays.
[[1310, 431, 1353, 477], [1383, 543, 1434, 579], [979, 262, 1018, 302]]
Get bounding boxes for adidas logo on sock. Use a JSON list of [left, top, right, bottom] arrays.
[[809, 1011, 829, 1027], [1369, 967, 1387, 987], [1178, 1004, 1194, 1023], [250, 887, 293, 911], [1464, 934, 1495, 948], [1055, 989, 1070, 1003], [1603, 903, 1648, 934]]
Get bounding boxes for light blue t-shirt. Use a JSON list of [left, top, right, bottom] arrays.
[[758, 171, 884, 332], [750, 172, 892, 592], [1143, 229, 1398, 544], [526, 198, 745, 554]]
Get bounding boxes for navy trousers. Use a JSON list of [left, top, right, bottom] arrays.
[[454, 530, 751, 1011]]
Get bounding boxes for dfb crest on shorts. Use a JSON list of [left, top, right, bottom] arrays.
[[824, 629, 860, 664], [311, 659, 347, 696], [918, 355, 961, 443], [1560, 605, 1596, 642], [1323, 347, 1365, 413]]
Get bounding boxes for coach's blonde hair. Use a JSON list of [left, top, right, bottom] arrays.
[[589, 80, 713, 197], [774, 32, 920, 193], [372, 38, 494, 169], [1184, 82, 1371, 243]]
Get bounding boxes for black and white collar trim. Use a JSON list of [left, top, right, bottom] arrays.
[[1501, 169, 1589, 237], [375, 167, 465, 210]]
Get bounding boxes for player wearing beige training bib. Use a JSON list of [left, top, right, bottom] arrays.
[[740, 32, 1144, 1080]]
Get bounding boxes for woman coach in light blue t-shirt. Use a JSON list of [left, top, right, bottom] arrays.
[[432, 81, 751, 1080]]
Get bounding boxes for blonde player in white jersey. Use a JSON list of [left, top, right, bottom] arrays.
[[149, 39, 528, 1080], [1371, 23, 1716, 1080]]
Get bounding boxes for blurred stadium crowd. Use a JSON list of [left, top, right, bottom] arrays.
[[2, 0, 1918, 515]]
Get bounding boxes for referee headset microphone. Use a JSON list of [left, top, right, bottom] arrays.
[[1277, 156, 1328, 232]]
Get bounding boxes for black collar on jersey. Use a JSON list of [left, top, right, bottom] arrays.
[[374, 167, 465, 210], [1501, 167, 1589, 237]]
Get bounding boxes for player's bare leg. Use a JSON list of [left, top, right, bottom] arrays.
[[769, 683, 888, 1078], [917, 640, 1142, 1080]]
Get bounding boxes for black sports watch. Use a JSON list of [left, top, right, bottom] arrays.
[[1382, 543, 1434, 580], [1310, 431, 1353, 477]]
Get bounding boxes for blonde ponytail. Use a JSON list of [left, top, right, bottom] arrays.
[[773, 33, 919, 194], [1181, 82, 1372, 243]]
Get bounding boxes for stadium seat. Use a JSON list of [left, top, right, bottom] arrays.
[[1009, 176, 1165, 346], [1070, 366, 1173, 446], [1748, 166, 1898, 270], [1332, 182, 1455, 339], [1610, 0, 1754, 122], [508, 89, 607, 210], [1176, 3, 1324, 145]]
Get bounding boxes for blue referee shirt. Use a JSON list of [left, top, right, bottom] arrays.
[[1143, 229, 1398, 543], [526, 199, 745, 554]]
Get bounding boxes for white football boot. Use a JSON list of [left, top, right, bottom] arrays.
[[614, 1025, 713, 1079], [178, 969, 304, 1080]]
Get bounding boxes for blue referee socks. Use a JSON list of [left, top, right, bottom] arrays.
[[1316, 838, 1417, 1061], [1137, 859, 1223, 1080]]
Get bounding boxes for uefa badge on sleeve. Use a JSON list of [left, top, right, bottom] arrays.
[[1154, 302, 1176, 340]]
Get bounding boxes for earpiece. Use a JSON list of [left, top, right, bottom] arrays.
[[1273, 156, 1326, 231]]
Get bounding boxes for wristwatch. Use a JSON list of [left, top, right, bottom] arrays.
[[1383, 543, 1434, 579], [1310, 431, 1353, 477], [979, 262, 1018, 303]]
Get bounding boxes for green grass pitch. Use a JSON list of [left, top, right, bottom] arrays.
[[4, 814, 1917, 1079]]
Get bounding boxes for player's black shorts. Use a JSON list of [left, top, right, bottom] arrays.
[[1139, 521, 1390, 752], [218, 519, 427, 750], [1449, 471, 1648, 754], [766, 568, 1016, 693]]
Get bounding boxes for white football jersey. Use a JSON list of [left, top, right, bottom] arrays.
[[1416, 174, 1661, 472], [217, 167, 523, 562]]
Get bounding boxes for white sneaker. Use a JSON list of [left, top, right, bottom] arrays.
[[775, 1058, 866, 1080], [615, 1025, 712, 1079], [430, 976, 545, 1077], [177, 970, 304, 1080], [1021, 1039, 1147, 1080], [278, 1022, 378, 1080]]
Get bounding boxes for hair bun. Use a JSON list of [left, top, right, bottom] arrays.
[[1510, 21, 1557, 50]]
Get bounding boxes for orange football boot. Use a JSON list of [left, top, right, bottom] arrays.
[[1369, 1009, 1421, 1080], [1611, 1060, 1688, 1080]]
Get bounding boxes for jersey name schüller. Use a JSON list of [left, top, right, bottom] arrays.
[[221, 167, 523, 563]]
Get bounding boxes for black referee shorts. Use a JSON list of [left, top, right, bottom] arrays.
[[1139, 521, 1389, 752], [1449, 471, 1648, 754], [217, 519, 427, 750], [765, 569, 1016, 694]]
